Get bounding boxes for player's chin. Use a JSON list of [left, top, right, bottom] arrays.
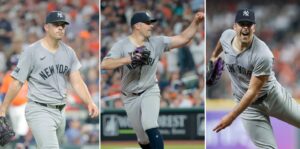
[[55, 35, 64, 40], [240, 36, 250, 43], [146, 31, 152, 37]]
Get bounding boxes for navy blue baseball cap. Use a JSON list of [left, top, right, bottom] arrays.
[[235, 9, 255, 24], [45, 11, 69, 25], [130, 11, 157, 26]]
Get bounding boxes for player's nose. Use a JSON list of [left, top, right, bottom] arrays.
[[149, 26, 154, 31]]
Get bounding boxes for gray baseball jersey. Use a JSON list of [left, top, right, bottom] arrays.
[[219, 29, 300, 148], [104, 36, 171, 93], [220, 29, 276, 101], [11, 40, 81, 105]]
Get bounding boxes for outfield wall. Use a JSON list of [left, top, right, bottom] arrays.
[[101, 108, 204, 141]]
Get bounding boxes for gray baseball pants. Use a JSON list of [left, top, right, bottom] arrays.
[[25, 101, 66, 149], [122, 85, 161, 144], [240, 82, 300, 149]]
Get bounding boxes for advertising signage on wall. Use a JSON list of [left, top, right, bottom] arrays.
[[101, 108, 204, 140]]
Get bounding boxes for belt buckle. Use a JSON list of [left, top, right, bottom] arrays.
[[55, 105, 65, 111], [47, 104, 65, 111]]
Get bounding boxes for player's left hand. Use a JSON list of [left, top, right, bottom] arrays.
[[213, 113, 235, 132], [194, 12, 205, 24], [87, 102, 99, 118]]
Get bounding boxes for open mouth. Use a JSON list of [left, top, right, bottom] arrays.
[[241, 31, 249, 36]]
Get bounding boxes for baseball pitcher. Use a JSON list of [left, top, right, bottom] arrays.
[[0, 11, 99, 149], [208, 9, 300, 148], [101, 11, 204, 149]]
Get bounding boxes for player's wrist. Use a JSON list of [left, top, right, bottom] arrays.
[[0, 108, 7, 117], [122, 56, 132, 65], [210, 56, 218, 62], [85, 100, 95, 106]]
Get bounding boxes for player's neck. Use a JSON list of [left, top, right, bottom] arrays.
[[41, 36, 60, 53], [129, 32, 146, 46], [232, 37, 252, 53]]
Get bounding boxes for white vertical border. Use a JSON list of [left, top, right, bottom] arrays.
[[203, 0, 207, 148], [99, 0, 102, 148]]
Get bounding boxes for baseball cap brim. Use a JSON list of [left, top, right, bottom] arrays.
[[150, 19, 157, 23], [236, 19, 255, 24], [143, 19, 157, 24], [47, 20, 69, 25], [150, 18, 157, 22]]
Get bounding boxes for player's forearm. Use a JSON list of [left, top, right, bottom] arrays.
[[178, 20, 201, 45], [70, 71, 95, 105], [230, 75, 269, 119], [72, 79, 94, 105], [0, 79, 23, 114], [101, 57, 131, 70], [229, 89, 258, 119], [210, 40, 223, 61]]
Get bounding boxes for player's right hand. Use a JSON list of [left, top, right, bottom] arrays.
[[0, 106, 6, 117], [194, 12, 205, 24], [213, 113, 235, 132], [87, 102, 99, 118]]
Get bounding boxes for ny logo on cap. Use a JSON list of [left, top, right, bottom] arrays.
[[57, 12, 63, 18], [146, 12, 152, 18], [243, 10, 249, 16]]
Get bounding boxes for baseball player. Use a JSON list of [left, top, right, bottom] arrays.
[[101, 11, 204, 149], [209, 9, 300, 148], [0, 11, 99, 149]]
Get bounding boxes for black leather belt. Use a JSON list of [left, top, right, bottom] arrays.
[[122, 90, 146, 96], [253, 94, 268, 105], [34, 101, 65, 111]]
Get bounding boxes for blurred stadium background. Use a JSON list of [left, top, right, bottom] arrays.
[[100, 0, 204, 148], [0, 0, 99, 149], [206, 0, 300, 149]]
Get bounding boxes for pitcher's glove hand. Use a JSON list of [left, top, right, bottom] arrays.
[[130, 46, 151, 66], [0, 117, 15, 146], [206, 57, 224, 86]]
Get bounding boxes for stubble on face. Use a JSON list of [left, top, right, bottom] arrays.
[[142, 22, 154, 38], [235, 22, 255, 45], [47, 23, 66, 40]]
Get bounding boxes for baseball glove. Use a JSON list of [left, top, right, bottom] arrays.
[[206, 57, 224, 86], [130, 46, 151, 66], [0, 117, 15, 146]]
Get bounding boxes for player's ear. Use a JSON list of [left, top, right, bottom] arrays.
[[134, 23, 142, 30], [252, 24, 256, 33], [44, 24, 49, 32], [233, 23, 237, 30]]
